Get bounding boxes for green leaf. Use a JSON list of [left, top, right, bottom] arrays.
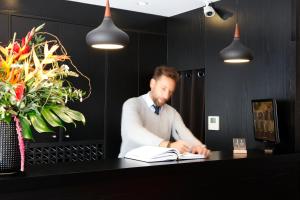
[[28, 112, 54, 133], [50, 106, 75, 125], [3, 115, 12, 124], [64, 107, 85, 125], [19, 117, 34, 140], [41, 107, 66, 130]]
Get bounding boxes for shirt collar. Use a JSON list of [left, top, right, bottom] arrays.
[[143, 92, 155, 108], [142, 92, 163, 112]]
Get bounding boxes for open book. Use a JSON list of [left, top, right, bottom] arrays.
[[124, 146, 205, 162]]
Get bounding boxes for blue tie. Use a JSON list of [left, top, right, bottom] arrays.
[[152, 104, 160, 115]]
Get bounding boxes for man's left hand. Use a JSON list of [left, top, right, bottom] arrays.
[[191, 145, 210, 158]]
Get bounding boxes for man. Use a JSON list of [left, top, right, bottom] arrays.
[[118, 66, 210, 158]]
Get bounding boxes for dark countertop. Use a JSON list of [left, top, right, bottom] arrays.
[[0, 150, 296, 179], [0, 150, 268, 178], [0, 150, 299, 199]]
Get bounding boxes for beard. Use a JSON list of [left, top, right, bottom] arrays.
[[153, 97, 167, 107]]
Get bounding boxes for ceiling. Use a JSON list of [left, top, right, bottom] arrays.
[[67, 0, 220, 17]]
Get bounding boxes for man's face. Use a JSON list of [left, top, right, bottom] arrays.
[[150, 75, 176, 107]]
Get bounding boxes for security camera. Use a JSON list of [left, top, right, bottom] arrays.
[[203, 2, 215, 17]]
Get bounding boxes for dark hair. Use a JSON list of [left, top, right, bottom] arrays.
[[152, 65, 180, 82]]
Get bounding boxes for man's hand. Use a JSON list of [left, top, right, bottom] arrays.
[[169, 140, 191, 153], [191, 145, 210, 158]]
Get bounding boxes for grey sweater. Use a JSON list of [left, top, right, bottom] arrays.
[[118, 93, 203, 158]]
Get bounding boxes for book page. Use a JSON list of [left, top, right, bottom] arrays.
[[178, 152, 205, 160], [124, 146, 179, 162]]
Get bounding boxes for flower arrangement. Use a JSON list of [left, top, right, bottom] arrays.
[[0, 24, 89, 171]]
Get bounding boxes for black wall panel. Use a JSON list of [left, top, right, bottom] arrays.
[[167, 8, 205, 70], [0, 13, 9, 44], [59, 23, 106, 141], [139, 33, 167, 95], [168, 0, 297, 152], [296, 0, 300, 152], [106, 32, 139, 158], [204, 0, 295, 151], [11, 15, 60, 42]]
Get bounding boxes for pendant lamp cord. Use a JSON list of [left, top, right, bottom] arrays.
[[236, 0, 239, 24]]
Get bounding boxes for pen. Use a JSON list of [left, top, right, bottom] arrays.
[[175, 129, 192, 152], [175, 129, 181, 140]]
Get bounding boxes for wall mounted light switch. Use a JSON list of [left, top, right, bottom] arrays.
[[208, 116, 220, 130]]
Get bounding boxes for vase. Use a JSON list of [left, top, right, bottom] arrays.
[[0, 121, 20, 174]]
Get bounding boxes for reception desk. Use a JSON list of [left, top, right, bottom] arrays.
[[0, 151, 299, 199]]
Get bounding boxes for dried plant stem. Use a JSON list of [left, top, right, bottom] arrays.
[[36, 31, 92, 101]]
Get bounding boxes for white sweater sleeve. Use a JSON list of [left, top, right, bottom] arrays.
[[172, 110, 204, 147], [121, 99, 164, 147]]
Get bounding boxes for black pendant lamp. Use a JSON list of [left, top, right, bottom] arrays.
[[219, 0, 253, 63], [86, 0, 129, 50], [219, 24, 253, 63]]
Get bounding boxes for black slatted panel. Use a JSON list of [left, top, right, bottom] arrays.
[[26, 141, 104, 166]]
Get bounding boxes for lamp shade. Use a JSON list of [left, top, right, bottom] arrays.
[[86, 0, 129, 49], [219, 24, 253, 63]]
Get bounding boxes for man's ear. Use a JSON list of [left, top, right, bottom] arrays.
[[150, 78, 155, 89]]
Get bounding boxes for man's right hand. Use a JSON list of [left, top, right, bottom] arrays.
[[169, 140, 191, 153]]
